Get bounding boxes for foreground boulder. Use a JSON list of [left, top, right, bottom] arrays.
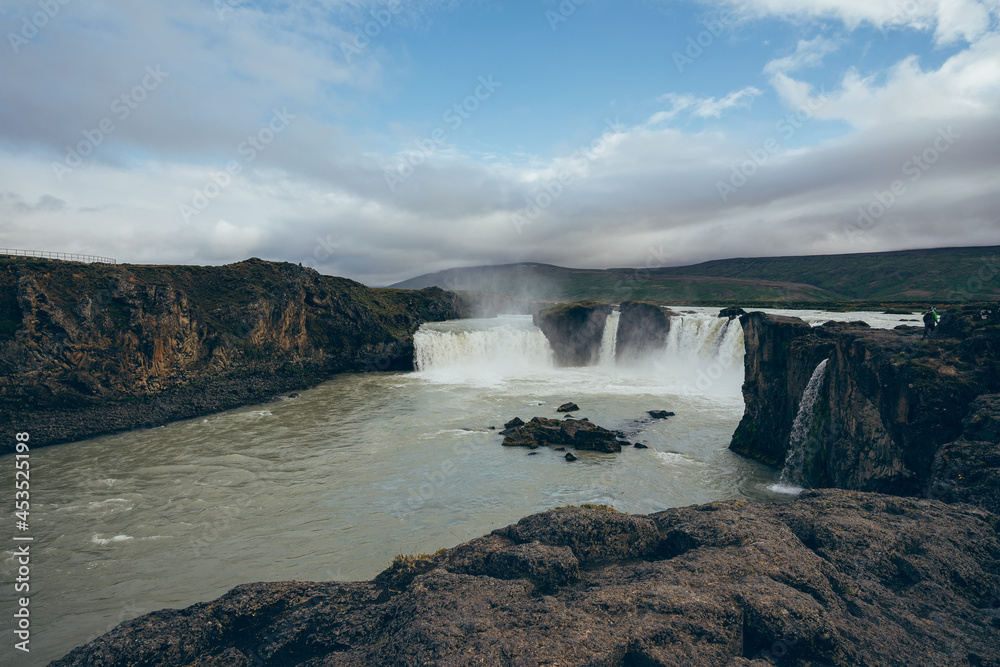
[[501, 416, 622, 453], [52, 490, 1000, 666]]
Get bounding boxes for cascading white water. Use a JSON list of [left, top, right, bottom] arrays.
[[414, 316, 554, 378], [777, 358, 829, 490], [597, 311, 620, 366], [414, 311, 746, 391], [664, 315, 744, 366]]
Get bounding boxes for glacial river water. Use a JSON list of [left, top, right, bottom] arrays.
[[0, 307, 917, 664]]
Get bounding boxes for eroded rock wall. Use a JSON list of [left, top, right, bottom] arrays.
[[0, 258, 463, 449]]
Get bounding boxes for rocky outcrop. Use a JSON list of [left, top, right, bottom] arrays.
[[615, 300, 676, 361], [52, 490, 1000, 666], [729, 313, 836, 468], [929, 393, 1000, 514], [0, 258, 463, 450], [732, 306, 1000, 499], [533, 301, 612, 366], [501, 416, 622, 453]]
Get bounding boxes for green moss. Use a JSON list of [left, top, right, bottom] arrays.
[[392, 547, 447, 565], [553, 503, 618, 512]]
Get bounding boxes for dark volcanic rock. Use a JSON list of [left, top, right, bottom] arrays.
[[502, 417, 622, 453], [634, 442, 649, 449], [729, 313, 836, 469], [928, 393, 1000, 514], [52, 491, 1000, 666], [533, 301, 612, 366], [731, 307, 1000, 498], [648, 410, 675, 419], [0, 258, 463, 451], [615, 300, 674, 361], [556, 402, 579, 412], [718, 306, 747, 319], [564, 452, 577, 461]]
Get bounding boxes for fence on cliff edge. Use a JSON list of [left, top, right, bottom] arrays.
[[0, 248, 117, 265]]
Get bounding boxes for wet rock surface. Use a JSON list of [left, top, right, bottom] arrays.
[[615, 300, 674, 361], [501, 416, 623, 453], [52, 490, 1000, 667], [533, 301, 613, 366], [732, 306, 1000, 499]]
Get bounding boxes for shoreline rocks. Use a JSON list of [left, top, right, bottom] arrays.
[[0, 258, 463, 452], [51, 490, 1000, 666], [732, 306, 1000, 502]]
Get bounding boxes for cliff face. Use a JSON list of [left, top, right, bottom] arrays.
[[732, 307, 1000, 499], [0, 258, 463, 449], [614, 300, 673, 361], [533, 301, 612, 366], [52, 490, 1000, 666]]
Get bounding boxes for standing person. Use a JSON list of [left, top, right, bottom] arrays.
[[922, 306, 939, 339]]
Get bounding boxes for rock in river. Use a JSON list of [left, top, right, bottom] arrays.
[[501, 417, 621, 453]]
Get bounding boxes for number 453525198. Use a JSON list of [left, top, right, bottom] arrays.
[[15, 433, 30, 521]]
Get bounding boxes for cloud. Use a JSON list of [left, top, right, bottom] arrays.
[[773, 32, 1000, 127], [649, 87, 763, 125], [764, 36, 841, 76], [721, 0, 1000, 45]]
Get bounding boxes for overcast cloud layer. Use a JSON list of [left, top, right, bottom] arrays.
[[1, 0, 998, 285]]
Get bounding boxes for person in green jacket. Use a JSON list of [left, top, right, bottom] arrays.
[[922, 306, 939, 339]]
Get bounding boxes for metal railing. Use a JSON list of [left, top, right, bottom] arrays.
[[0, 248, 117, 265]]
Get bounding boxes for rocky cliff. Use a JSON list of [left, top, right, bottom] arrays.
[[533, 301, 612, 366], [614, 300, 674, 361], [0, 258, 463, 450], [52, 490, 1000, 666], [731, 306, 1000, 501]]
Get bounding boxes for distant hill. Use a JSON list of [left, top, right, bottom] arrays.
[[391, 245, 1000, 305]]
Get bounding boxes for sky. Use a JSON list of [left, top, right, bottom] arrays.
[[1, 0, 999, 286]]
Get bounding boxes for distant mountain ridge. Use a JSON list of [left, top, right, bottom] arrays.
[[391, 245, 1000, 305]]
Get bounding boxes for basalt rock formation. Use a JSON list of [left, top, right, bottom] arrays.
[[0, 258, 463, 450], [614, 300, 675, 361], [533, 301, 612, 366], [731, 306, 1000, 501], [52, 490, 1000, 666], [501, 416, 622, 453]]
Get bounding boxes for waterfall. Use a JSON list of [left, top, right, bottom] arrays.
[[778, 359, 829, 489], [412, 311, 745, 391], [414, 317, 554, 376], [597, 311, 620, 366]]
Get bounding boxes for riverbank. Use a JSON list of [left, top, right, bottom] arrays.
[[0, 258, 463, 452], [51, 490, 1000, 666]]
